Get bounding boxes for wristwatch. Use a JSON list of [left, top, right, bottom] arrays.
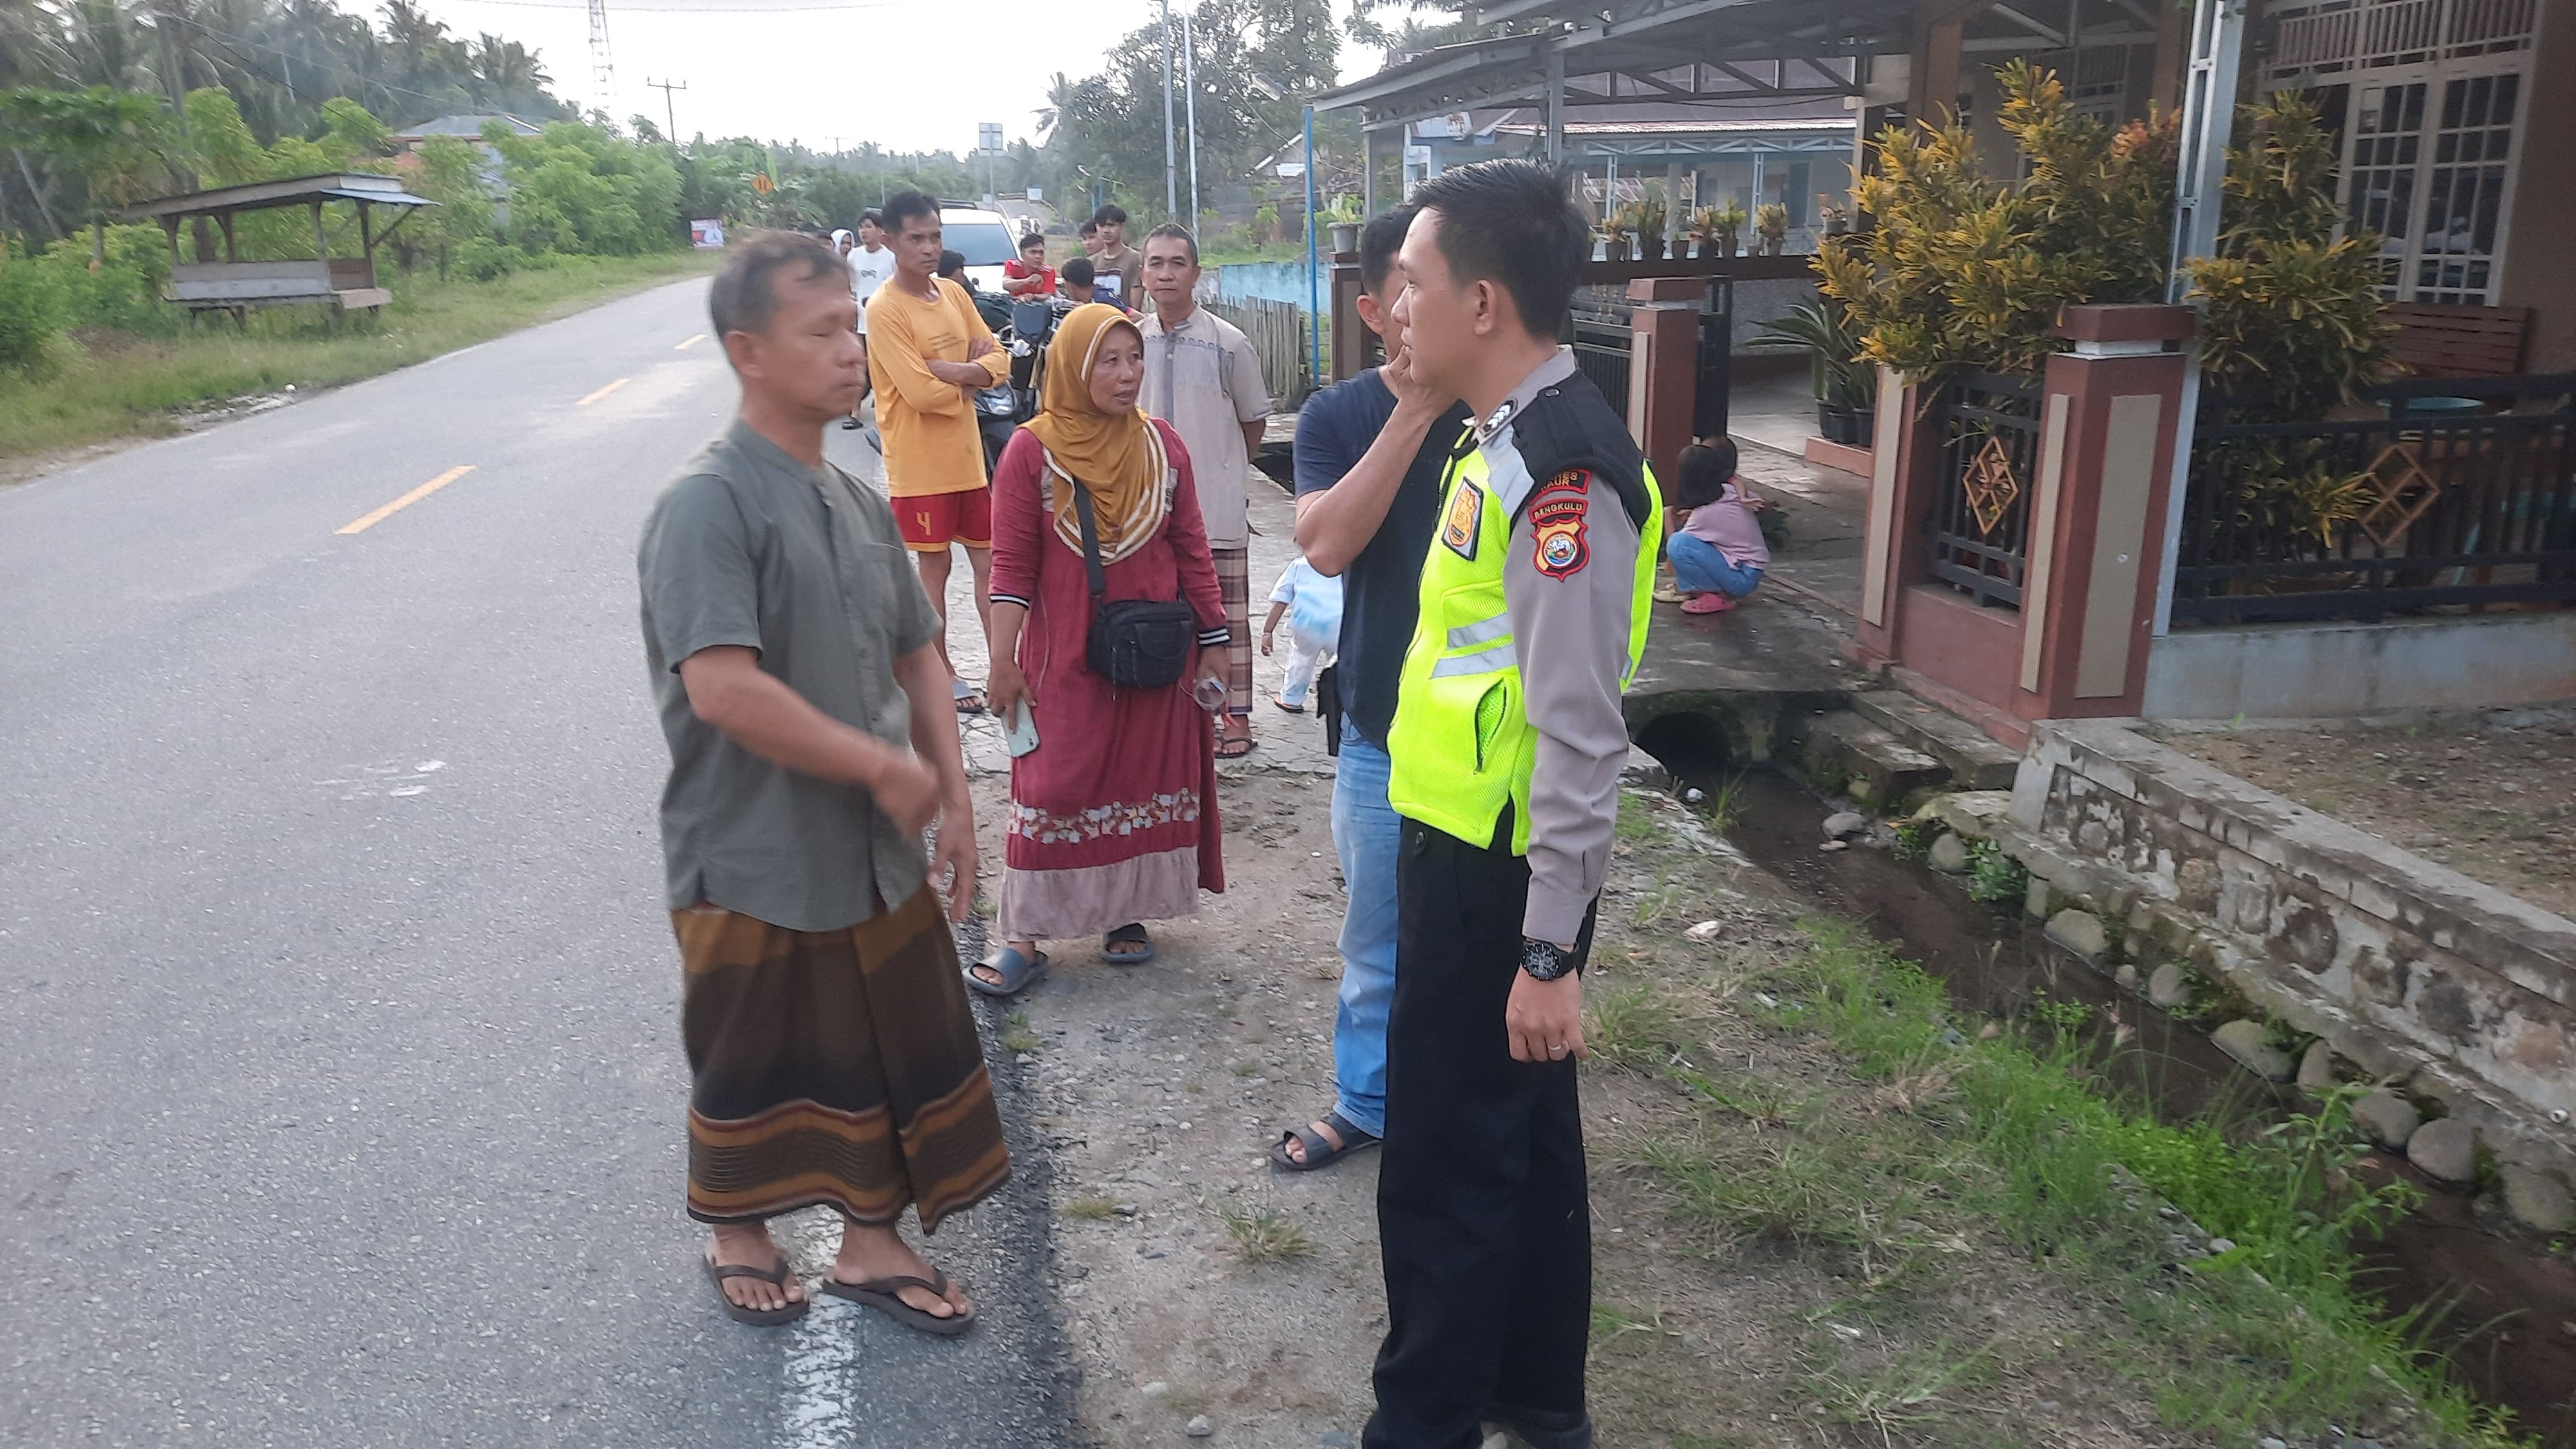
[[1519, 936, 1576, 981]]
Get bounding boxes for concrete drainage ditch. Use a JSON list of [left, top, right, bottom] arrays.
[[1628, 705, 2576, 1445]]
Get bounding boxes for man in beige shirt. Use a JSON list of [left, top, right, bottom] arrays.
[[1087, 203, 1144, 311], [1139, 223, 1271, 756]]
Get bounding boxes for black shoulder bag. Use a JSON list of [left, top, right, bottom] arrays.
[[1068, 477, 1198, 690]]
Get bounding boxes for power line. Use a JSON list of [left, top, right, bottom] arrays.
[[181, 16, 494, 115], [435, 0, 905, 11]]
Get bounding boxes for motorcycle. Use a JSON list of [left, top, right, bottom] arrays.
[[975, 294, 1076, 475]]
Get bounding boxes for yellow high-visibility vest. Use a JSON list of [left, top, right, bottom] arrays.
[[1386, 408, 1660, 856]]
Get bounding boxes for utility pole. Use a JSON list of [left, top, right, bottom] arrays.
[[1182, 14, 1200, 231], [1159, 0, 1178, 218], [647, 77, 687, 144]]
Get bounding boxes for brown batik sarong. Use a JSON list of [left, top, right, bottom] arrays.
[[674, 885, 1009, 1233], [1212, 545, 1253, 719]]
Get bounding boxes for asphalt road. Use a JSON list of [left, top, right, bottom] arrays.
[[0, 278, 1076, 1448]]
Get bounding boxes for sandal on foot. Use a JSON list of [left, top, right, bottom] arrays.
[[1680, 592, 1734, 614], [968, 945, 1047, 997], [1102, 923, 1155, 965], [952, 677, 987, 715], [819, 1269, 976, 1338], [702, 1251, 809, 1327], [1272, 697, 1306, 714], [1270, 1110, 1381, 1172], [1217, 735, 1257, 759]]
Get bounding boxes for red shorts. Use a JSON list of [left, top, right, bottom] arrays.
[[895, 488, 994, 551]]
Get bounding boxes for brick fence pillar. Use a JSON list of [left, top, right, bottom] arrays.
[[2011, 303, 2197, 723], [1328, 250, 1367, 384], [1625, 276, 1703, 485]]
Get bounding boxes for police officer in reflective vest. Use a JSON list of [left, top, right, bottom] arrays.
[[1364, 161, 1661, 1449]]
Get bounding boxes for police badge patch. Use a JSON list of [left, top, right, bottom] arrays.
[[1441, 481, 1484, 560], [1528, 470, 1589, 578]]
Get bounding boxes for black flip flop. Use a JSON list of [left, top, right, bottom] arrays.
[[819, 1269, 976, 1338], [1102, 923, 1155, 965], [1271, 1110, 1380, 1172], [703, 1251, 809, 1327]]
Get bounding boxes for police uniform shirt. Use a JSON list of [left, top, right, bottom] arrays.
[[1470, 346, 1645, 949]]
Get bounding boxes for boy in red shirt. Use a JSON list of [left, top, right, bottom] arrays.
[[1001, 232, 1056, 296]]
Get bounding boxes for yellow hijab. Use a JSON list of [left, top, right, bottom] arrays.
[[1023, 303, 1170, 566]]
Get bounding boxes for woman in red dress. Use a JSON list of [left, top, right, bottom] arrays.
[[971, 303, 1228, 994]]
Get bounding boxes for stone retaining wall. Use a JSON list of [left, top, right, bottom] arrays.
[[1989, 718, 2575, 1227]]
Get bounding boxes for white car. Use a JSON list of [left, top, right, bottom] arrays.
[[938, 204, 1025, 296]]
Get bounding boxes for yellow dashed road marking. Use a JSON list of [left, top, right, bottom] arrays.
[[337, 466, 477, 536]]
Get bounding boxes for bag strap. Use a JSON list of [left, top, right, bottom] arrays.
[[1066, 473, 1110, 603]]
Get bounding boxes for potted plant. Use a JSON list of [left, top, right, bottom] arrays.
[[1757, 299, 1873, 444], [1320, 201, 1362, 255], [1635, 185, 1668, 261], [1754, 202, 1790, 256], [1819, 196, 1851, 236], [1711, 200, 1745, 258], [1600, 209, 1633, 262]]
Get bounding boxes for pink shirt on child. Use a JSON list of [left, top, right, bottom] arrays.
[[1680, 483, 1769, 571]]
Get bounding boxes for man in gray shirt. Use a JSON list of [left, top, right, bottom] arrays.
[[638, 231, 1004, 1335]]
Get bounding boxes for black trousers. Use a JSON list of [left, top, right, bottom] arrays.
[[1365, 813, 1596, 1449]]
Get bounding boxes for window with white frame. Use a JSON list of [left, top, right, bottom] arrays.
[[2259, 0, 2533, 305]]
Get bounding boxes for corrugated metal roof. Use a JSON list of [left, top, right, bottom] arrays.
[[115, 173, 437, 222]]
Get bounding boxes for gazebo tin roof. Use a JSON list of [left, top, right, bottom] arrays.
[[115, 171, 436, 223]]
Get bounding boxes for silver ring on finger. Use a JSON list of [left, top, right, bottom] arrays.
[[1549, 1043, 1569, 1057]]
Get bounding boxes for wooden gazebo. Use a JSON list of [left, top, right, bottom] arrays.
[[115, 172, 436, 319]]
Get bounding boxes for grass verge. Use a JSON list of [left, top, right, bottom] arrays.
[[1589, 892, 2531, 1446], [0, 251, 717, 469]]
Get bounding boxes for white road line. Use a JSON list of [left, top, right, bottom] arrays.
[[777, 1214, 858, 1448]]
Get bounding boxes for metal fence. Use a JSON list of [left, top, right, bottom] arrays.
[[1926, 371, 2045, 609], [1570, 316, 1633, 415], [1205, 296, 1310, 406], [2172, 374, 2576, 626]]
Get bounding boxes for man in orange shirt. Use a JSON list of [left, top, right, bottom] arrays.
[[867, 191, 1012, 712]]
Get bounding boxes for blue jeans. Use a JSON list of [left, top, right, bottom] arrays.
[[1669, 531, 1764, 599], [1329, 718, 1401, 1139]]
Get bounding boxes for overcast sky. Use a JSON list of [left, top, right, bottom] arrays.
[[411, 0, 1381, 158]]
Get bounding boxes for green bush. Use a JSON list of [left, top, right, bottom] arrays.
[[33, 224, 172, 334], [452, 237, 516, 282], [0, 258, 57, 374]]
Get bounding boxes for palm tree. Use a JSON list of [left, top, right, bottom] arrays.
[[1034, 70, 1075, 139], [468, 32, 547, 109]]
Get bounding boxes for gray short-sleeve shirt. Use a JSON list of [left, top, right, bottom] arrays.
[[638, 418, 942, 932]]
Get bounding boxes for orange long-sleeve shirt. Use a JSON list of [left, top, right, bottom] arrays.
[[864, 276, 1010, 498]]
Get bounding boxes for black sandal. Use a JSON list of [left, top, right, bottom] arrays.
[[1102, 923, 1155, 965], [818, 1269, 976, 1338], [702, 1250, 809, 1327], [1270, 1110, 1380, 1172]]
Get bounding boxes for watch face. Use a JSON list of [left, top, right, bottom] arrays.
[[1520, 938, 1571, 980]]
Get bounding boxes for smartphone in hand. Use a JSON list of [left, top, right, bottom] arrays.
[[1002, 700, 1041, 757]]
